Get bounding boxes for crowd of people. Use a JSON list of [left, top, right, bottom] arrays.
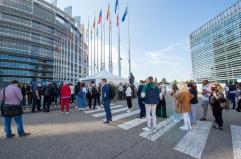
[[0, 77, 241, 138]]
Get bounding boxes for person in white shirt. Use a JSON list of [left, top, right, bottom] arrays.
[[69, 83, 75, 104], [125, 84, 132, 112], [200, 80, 211, 121]]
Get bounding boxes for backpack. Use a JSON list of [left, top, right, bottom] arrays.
[[92, 87, 97, 96], [109, 85, 116, 100], [44, 87, 51, 96]]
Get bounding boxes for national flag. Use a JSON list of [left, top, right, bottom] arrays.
[[107, 4, 110, 20], [98, 9, 102, 24], [115, 0, 119, 14], [122, 7, 128, 22]]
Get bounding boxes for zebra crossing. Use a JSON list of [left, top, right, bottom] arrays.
[[84, 103, 241, 159]]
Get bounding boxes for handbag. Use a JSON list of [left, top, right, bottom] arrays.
[[1, 88, 23, 117]]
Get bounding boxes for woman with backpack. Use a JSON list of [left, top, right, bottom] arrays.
[[156, 82, 167, 118], [141, 76, 162, 132], [74, 82, 81, 109]]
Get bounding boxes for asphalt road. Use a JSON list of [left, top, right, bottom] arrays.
[[0, 97, 240, 159]]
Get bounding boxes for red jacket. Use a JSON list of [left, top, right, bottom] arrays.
[[60, 85, 71, 98]]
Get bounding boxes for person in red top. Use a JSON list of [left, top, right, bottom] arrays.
[[60, 82, 71, 114]]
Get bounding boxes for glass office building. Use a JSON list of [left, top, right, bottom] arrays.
[[190, 1, 241, 83], [0, 0, 88, 84]]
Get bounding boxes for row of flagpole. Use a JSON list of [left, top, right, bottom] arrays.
[[84, 0, 130, 77]]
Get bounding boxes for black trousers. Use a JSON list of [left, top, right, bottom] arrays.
[[236, 99, 241, 112], [28, 93, 32, 105], [88, 95, 96, 109], [43, 96, 52, 111], [70, 94, 75, 103], [138, 97, 146, 117], [212, 106, 223, 127], [126, 96, 132, 109], [32, 96, 41, 111], [96, 94, 101, 106]]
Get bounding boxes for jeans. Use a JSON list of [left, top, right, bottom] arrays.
[[201, 100, 209, 119], [229, 93, 236, 109], [103, 101, 112, 121], [145, 104, 157, 128], [190, 104, 198, 124], [138, 97, 146, 118], [4, 116, 24, 137], [75, 95, 80, 108], [182, 113, 191, 129], [80, 95, 87, 108]]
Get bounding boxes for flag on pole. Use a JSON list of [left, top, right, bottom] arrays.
[[117, 15, 119, 26], [122, 7, 128, 22], [98, 9, 102, 24], [107, 4, 110, 20], [115, 0, 119, 14], [109, 19, 112, 30], [93, 17, 96, 28], [97, 26, 98, 36]]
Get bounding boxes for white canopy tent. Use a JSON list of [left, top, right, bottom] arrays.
[[79, 70, 129, 85]]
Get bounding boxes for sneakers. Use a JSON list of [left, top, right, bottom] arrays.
[[142, 127, 151, 131], [200, 118, 206, 121], [153, 127, 157, 133], [66, 112, 70, 114], [103, 121, 110, 124], [19, 132, 31, 137], [60, 111, 64, 114], [180, 125, 189, 131], [78, 108, 82, 111], [6, 134, 15, 139]]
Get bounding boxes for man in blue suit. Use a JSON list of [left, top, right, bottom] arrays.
[[101, 79, 112, 124]]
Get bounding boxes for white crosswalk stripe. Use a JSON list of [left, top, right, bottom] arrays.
[[103, 110, 140, 121], [84, 105, 124, 114], [231, 125, 241, 159], [174, 121, 212, 159], [139, 117, 173, 139], [92, 107, 128, 117], [118, 118, 146, 130], [139, 117, 177, 141], [82, 103, 240, 159]]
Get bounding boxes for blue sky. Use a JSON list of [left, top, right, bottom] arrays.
[[49, 0, 237, 82]]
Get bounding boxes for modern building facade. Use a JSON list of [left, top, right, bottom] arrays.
[[190, 1, 241, 83], [0, 0, 88, 84]]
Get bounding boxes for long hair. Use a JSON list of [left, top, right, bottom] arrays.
[[178, 83, 188, 93]]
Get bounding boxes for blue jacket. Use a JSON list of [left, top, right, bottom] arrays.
[[143, 83, 160, 104], [102, 84, 110, 102]]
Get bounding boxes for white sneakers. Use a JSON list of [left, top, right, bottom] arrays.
[[142, 127, 157, 132], [143, 127, 151, 131], [180, 125, 192, 131]]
